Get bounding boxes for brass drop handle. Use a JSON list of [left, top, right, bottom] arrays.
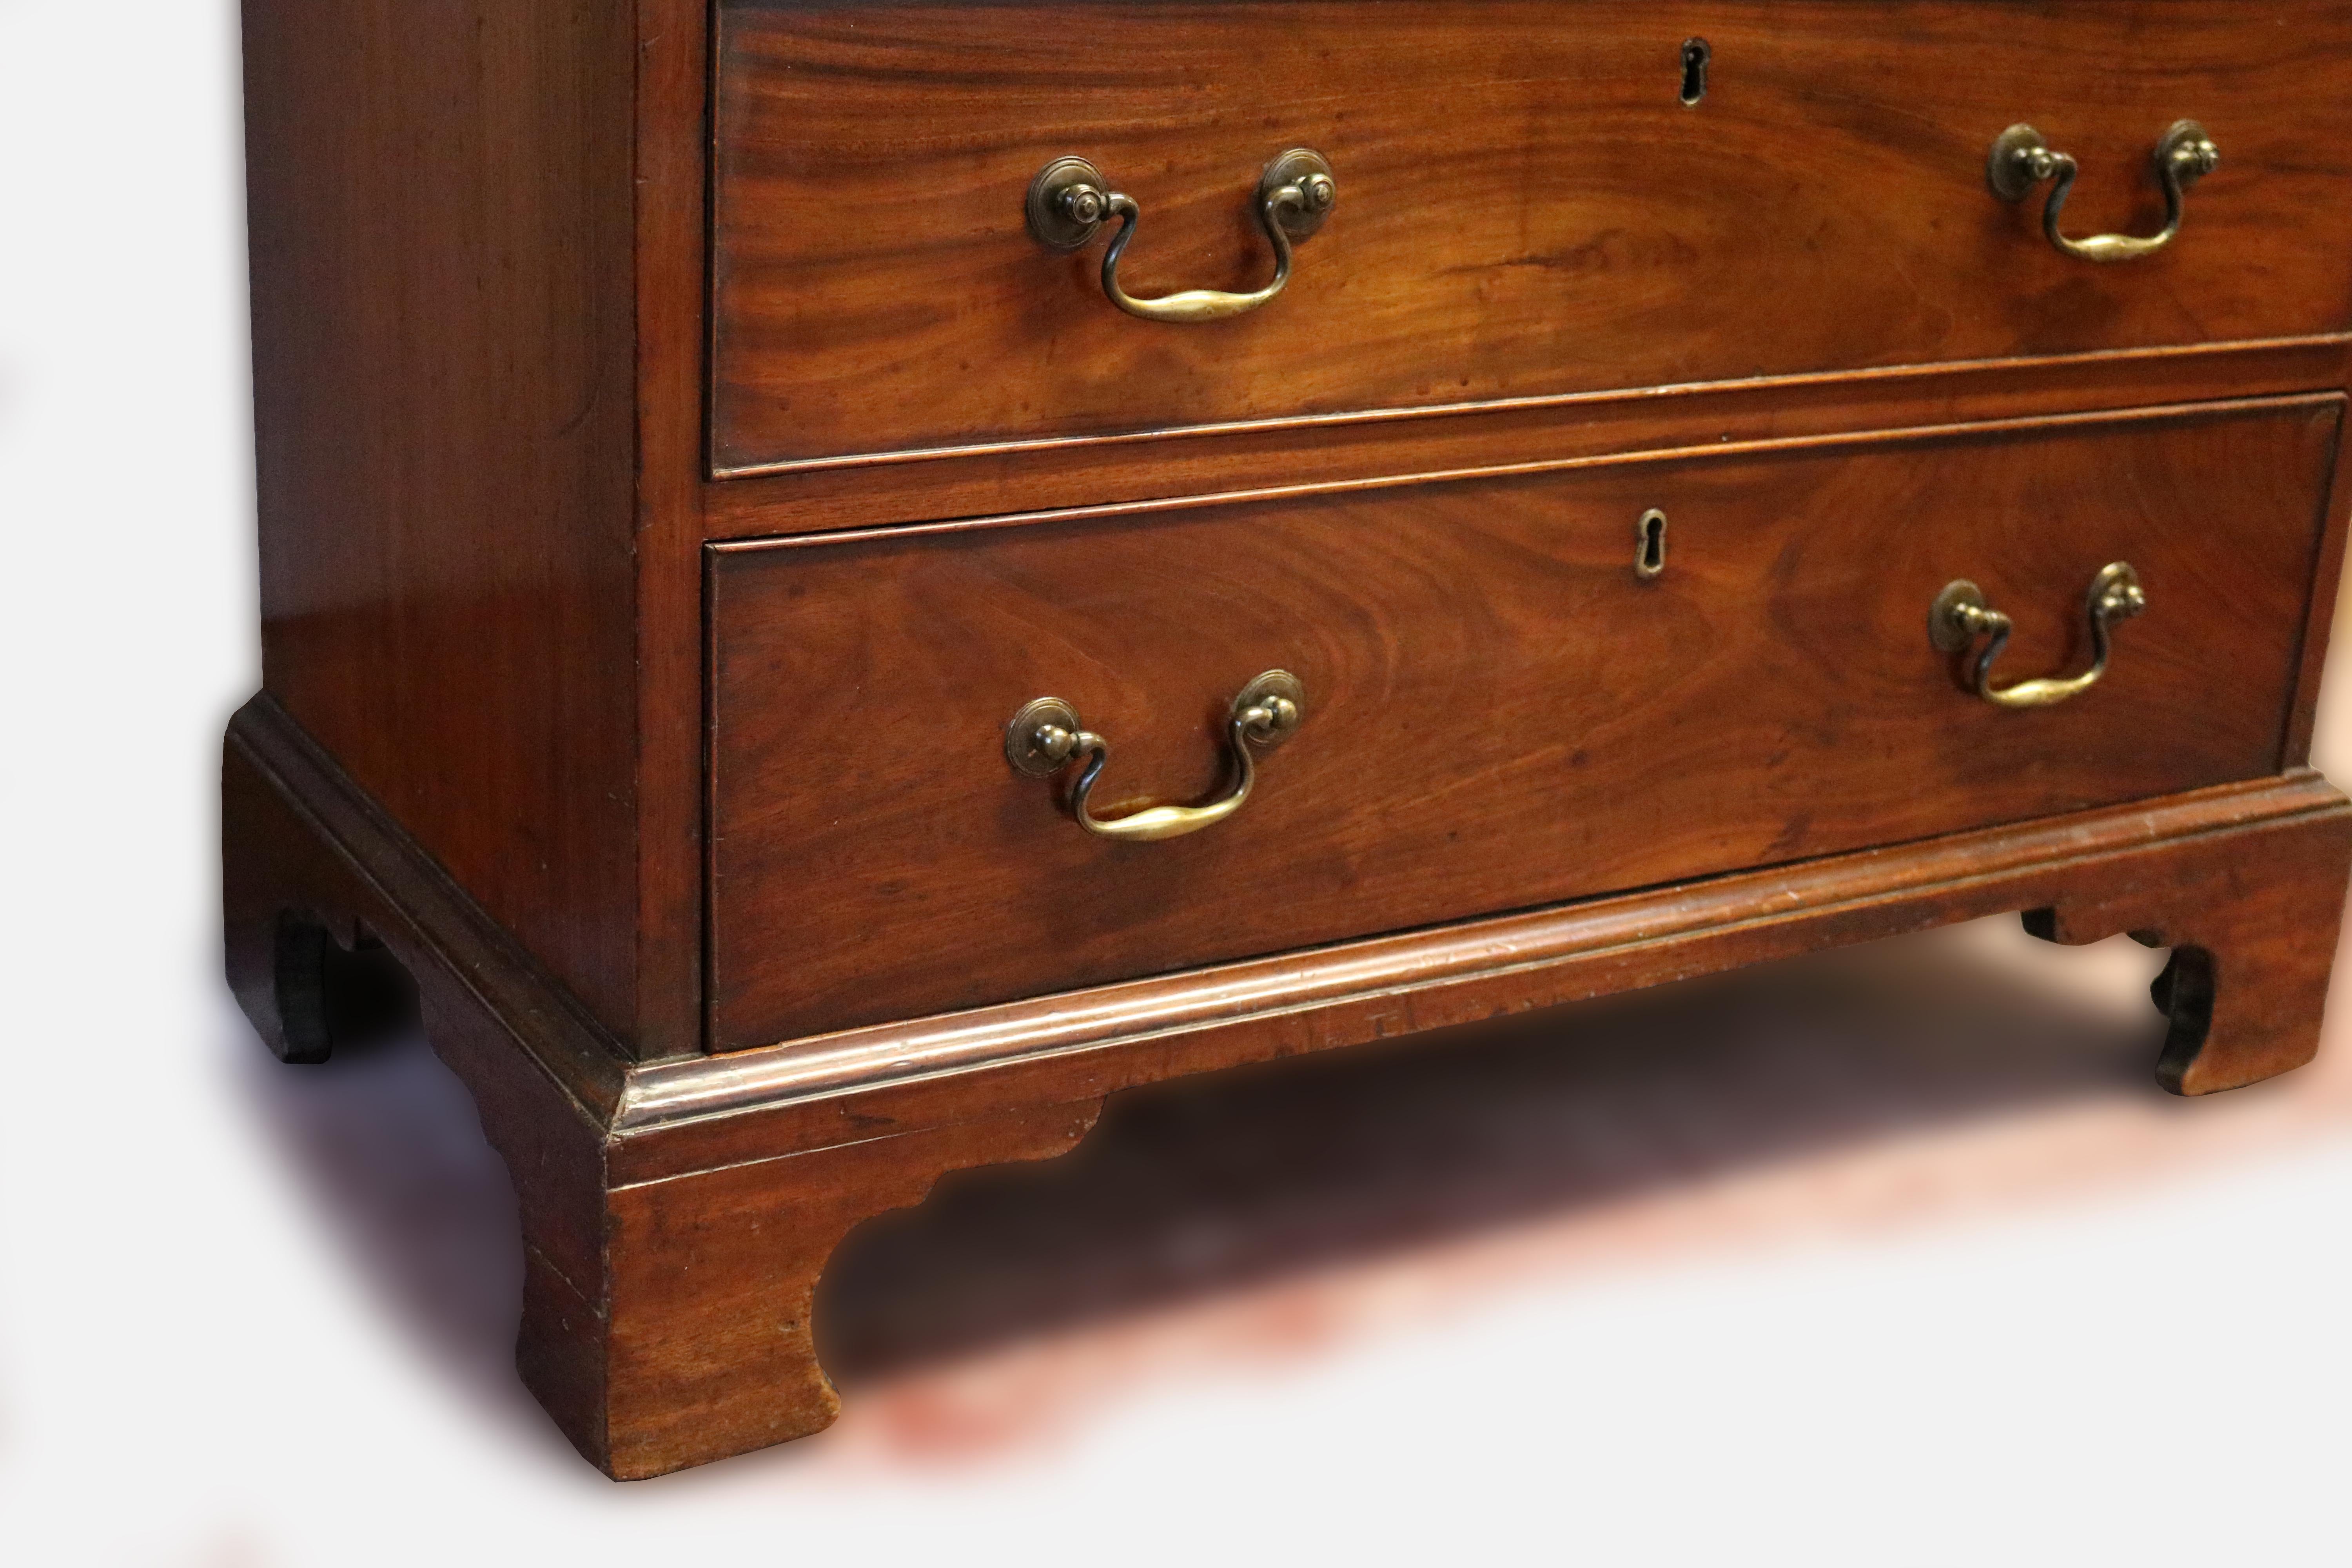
[[1026, 150, 1336, 323], [1004, 671, 1305, 842], [1930, 563, 2147, 710], [1988, 120, 2219, 263]]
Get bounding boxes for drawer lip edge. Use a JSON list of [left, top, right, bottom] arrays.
[[707, 335, 2352, 483], [633, 773, 2348, 1140], [704, 388, 2350, 557]]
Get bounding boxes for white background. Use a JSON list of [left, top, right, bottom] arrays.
[[5, 3, 2351, 1563]]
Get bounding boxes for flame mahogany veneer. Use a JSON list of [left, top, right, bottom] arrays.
[[227, 0, 2352, 1477]]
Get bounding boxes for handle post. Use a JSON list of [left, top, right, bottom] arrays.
[[1989, 120, 2218, 263], [1027, 151, 1336, 323], [1005, 671, 1305, 842], [1931, 562, 2147, 709]]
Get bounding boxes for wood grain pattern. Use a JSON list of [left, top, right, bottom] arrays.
[[702, 335, 2352, 540], [242, 0, 644, 1034], [230, 0, 2352, 1479], [2028, 819, 2352, 1095], [223, 696, 2352, 1478], [222, 703, 616, 1362], [223, 697, 1103, 1478], [625, 772, 2350, 1174], [712, 0, 2352, 470], [2283, 384, 2352, 768], [710, 397, 2342, 1049], [598, 1102, 1102, 1477], [631, 0, 719, 1058]]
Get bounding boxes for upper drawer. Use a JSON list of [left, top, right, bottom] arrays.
[[711, 1, 2352, 473], [707, 396, 2341, 1051]]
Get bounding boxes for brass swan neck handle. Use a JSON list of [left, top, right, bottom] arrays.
[[1988, 120, 2218, 263], [1004, 671, 1305, 842], [1026, 150, 1336, 323], [1931, 562, 2147, 710]]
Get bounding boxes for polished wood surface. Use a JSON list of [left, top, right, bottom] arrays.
[[228, 0, 2352, 1480], [630, 771, 2352, 1179], [703, 335, 2352, 540], [712, 0, 2352, 471], [709, 397, 2340, 1048], [241, 0, 645, 1037], [223, 696, 2352, 1476], [632, 0, 720, 1059], [2284, 374, 2352, 769]]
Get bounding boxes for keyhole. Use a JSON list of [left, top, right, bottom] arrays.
[[1680, 38, 1710, 106], [1635, 509, 1669, 580]]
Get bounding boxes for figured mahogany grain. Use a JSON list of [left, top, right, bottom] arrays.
[[712, 0, 2352, 471], [709, 397, 2342, 1049], [632, 0, 719, 1058], [225, 696, 2352, 1479], [243, 0, 643, 1034], [702, 336, 2352, 541], [2028, 817, 2352, 1095], [229, 0, 2352, 1483]]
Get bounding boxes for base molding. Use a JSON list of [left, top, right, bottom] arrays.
[[222, 693, 2352, 1476]]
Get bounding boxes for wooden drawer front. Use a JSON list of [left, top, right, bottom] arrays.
[[709, 397, 2340, 1050], [712, 2, 2352, 474]]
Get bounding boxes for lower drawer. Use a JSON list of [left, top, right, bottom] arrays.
[[708, 396, 2341, 1050]]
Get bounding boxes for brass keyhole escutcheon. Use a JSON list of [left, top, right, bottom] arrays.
[[1680, 38, 1710, 106], [1634, 509, 1669, 581]]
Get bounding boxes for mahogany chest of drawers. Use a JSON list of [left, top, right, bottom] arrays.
[[224, 0, 2352, 1477]]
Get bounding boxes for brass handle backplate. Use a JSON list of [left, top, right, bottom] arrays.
[[1930, 562, 2147, 710], [1004, 671, 1305, 842], [1988, 120, 2218, 263], [1026, 149, 1336, 323]]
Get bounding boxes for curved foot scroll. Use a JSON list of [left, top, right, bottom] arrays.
[[229, 688, 2352, 1476], [2023, 804, 2352, 1095], [575, 1101, 1104, 1479]]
